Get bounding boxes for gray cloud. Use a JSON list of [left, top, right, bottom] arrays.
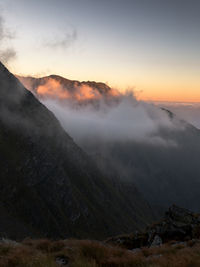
[[0, 15, 16, 64], [0, 48, 16, 64], [41, 93, 183, 147], [44, 29, 77, 49]]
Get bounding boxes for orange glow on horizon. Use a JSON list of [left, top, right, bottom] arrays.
[[16, 69, 200, 104], [137, 92, 200, 103]]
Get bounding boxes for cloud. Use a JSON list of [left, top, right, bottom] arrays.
[[44, 29, 77, 49], [0, 15, 16, 64], [18, 76, 184, 147], [41, 92, 181, 147], [0, 48, 16, 64]]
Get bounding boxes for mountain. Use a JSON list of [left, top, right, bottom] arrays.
[[18, 75, 200, 214], [85, 113, 200, 212], [92, 120, 200, 212], [17, 75, 112, 94], [17, 75, 117, 103], [0, 62, 155, 240]]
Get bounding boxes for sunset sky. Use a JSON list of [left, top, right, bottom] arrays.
[[0, 0, 200, 102]]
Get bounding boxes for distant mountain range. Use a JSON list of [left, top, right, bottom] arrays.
[[0, 63, 155, 240]]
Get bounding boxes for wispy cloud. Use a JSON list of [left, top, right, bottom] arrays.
[[44, 29, 77, 49], [0, 15, 16, 64]]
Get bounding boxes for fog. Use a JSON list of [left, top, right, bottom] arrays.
[[42, 92, 182, 147]]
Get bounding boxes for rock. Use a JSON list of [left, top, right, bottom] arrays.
[[0, 238, 19, 247], [150, 235, 162, 247], [106, 233, 148, 250], [147, 254, 163, 260], [146, 205, 200, 243], [171, 241, 187, 247], [166, 205, 194, 225], [131, 248, 141, 253], [55, 255, 69, 266], [106, 205, 200, 250]]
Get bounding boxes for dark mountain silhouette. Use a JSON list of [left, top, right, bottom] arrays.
[[0, 62, 155, 240]]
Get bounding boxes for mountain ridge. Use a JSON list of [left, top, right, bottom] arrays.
[[0, 62, 155, 240], [17, 74, 113, 100], [17, 73, 200, 213]]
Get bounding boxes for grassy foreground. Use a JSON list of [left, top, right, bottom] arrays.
[[1, 238, 200, 267]]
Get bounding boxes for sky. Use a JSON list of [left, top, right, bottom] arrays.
[[0, 0, 200, 102]]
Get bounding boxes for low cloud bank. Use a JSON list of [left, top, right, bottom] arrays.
[[42, 92, 182, 147], [17, 75, 186, 147]]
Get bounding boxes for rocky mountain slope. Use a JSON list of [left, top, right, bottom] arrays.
[[0, 62, 155, 240], [107, 205, 200, 249], [93, 121, 200, 212]]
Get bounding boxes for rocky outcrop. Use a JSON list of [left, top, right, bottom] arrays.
[[107, 205, 200, 249]]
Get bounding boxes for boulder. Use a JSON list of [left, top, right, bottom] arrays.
[[106, 205, 200, 249], [150, 235, 162, 247]]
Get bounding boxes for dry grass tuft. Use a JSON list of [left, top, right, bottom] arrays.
[[1, 238, 200, 266]]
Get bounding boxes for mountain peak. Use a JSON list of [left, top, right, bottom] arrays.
[[17, 74, 114, 102]]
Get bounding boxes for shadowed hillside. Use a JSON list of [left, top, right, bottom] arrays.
[[0, 62, 155, 240]]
